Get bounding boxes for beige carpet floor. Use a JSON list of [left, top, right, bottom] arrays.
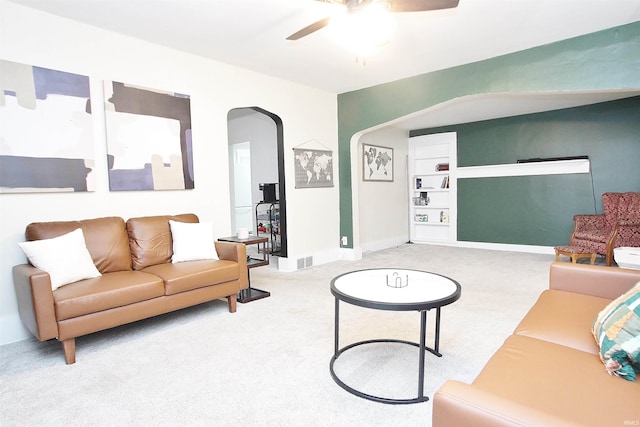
[[0, 244, 556, 426]]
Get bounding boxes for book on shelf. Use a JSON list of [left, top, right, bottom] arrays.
[[415, 213, 429, 222], [441, 175, 449, 189]]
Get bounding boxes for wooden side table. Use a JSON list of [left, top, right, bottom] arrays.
[[218, 235, 271, 303], [554, 245, 597, 264]]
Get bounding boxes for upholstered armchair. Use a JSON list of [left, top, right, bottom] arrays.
[[570, 192, 640, 266]]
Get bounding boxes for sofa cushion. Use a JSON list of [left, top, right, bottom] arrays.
[[53, 271, 165, 321], [18, 228, 102, 290], [127, 214, 198, 270], [142, 260, 239, 295], [471, 335, 640, 427], [169, 220, 218, 262], [514, 289, 610, 355], [25, 217, 132, 273], [592, 281, 640, 381]]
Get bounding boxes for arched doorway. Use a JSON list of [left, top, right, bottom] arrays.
[[227, 107, 287, 258]]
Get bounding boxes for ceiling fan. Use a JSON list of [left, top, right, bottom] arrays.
[[286, 0, 460, 41]]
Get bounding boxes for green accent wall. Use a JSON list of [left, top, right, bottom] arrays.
[[413, 96, 640, 245], [457, 175, 593, 246], [337, 21, 640, 248]]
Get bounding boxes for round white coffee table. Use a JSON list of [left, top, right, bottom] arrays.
[[329, 268, 461, 404]]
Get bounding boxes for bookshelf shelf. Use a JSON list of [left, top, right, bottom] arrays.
[[408, 133, 457, 244]]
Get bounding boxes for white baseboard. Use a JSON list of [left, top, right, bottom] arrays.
[[455, 240, 555, 255], [339, 246, 362, 261], [360, 236, 409, 253], [274, 240, 554, 273], [403, 239, 556, 255], [277, 247, 361, 271], [274, 256, 297, 272]]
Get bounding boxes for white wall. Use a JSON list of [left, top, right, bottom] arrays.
[[0, 1, 339, 344], [357, 127, 409, 252]]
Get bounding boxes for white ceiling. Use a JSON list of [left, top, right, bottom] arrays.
[[8, 0, 640, 130], [8, 0, 640, 94]]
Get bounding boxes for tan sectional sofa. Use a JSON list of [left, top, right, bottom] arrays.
[[433, 262, 640, 427], [13, 213, 248, 364]]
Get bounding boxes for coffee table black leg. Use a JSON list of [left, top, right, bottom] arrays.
[[330, 305, 441, 404], [434, 307, 441, 355], [334, 298, 340, 354], [418, 310, 427, 400]]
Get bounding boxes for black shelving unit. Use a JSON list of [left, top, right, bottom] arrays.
[[255, 201, 281, 255], [217, 235, 270, 303]]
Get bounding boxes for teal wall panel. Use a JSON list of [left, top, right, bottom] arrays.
[[458, 175, 596, 246]]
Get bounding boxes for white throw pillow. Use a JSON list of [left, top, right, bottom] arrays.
[[169, 220, 219, 263], [17, 228, 102, 290]]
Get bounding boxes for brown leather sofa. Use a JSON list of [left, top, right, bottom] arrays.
[[433, 262, 640, 427], [13, 213, 248, 364]]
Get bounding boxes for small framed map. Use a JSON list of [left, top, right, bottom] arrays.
[[294, 148, 333, 188], [363, 143, 393, 182]]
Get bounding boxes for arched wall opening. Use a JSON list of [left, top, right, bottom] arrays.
[[227, 106, 287, 258], [349, 90, 640, 255]]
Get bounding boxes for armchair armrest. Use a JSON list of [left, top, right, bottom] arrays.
[[433, 380, 565, 427], [548, 262, 640, 299], [572, 213, 605, 231], [617, 218, 640, 227], [12, 264, 59, 341], [571, 214, 608, 246], [610, 217, 640, 249]]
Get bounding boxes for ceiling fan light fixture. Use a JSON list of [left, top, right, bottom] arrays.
[[329, 1, 395, 58]]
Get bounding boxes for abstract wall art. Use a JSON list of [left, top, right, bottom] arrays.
[[104, 81, 194, 191], [0, 59, 94, 193]]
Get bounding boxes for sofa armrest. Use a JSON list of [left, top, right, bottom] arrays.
[[214, 241, 249, 290], [549, 262, 640, 299], [214, 241, 246, 263], [433, 381, 567, 427], [12, 264, 59, 341]]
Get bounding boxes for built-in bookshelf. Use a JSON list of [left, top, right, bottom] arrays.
[[408, 132, 457, 244]]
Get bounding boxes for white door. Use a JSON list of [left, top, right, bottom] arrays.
[[231, 141, 253, 233]]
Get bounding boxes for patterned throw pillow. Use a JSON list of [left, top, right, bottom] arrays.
[[592, 281, 640, 381]]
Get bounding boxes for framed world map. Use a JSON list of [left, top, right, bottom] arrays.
[[363, 143, 393, 182], [294, 148, 333, 188]]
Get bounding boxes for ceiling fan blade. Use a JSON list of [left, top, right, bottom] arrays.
[[286, 17, 331, 40], [390, 0, 459, 13]]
